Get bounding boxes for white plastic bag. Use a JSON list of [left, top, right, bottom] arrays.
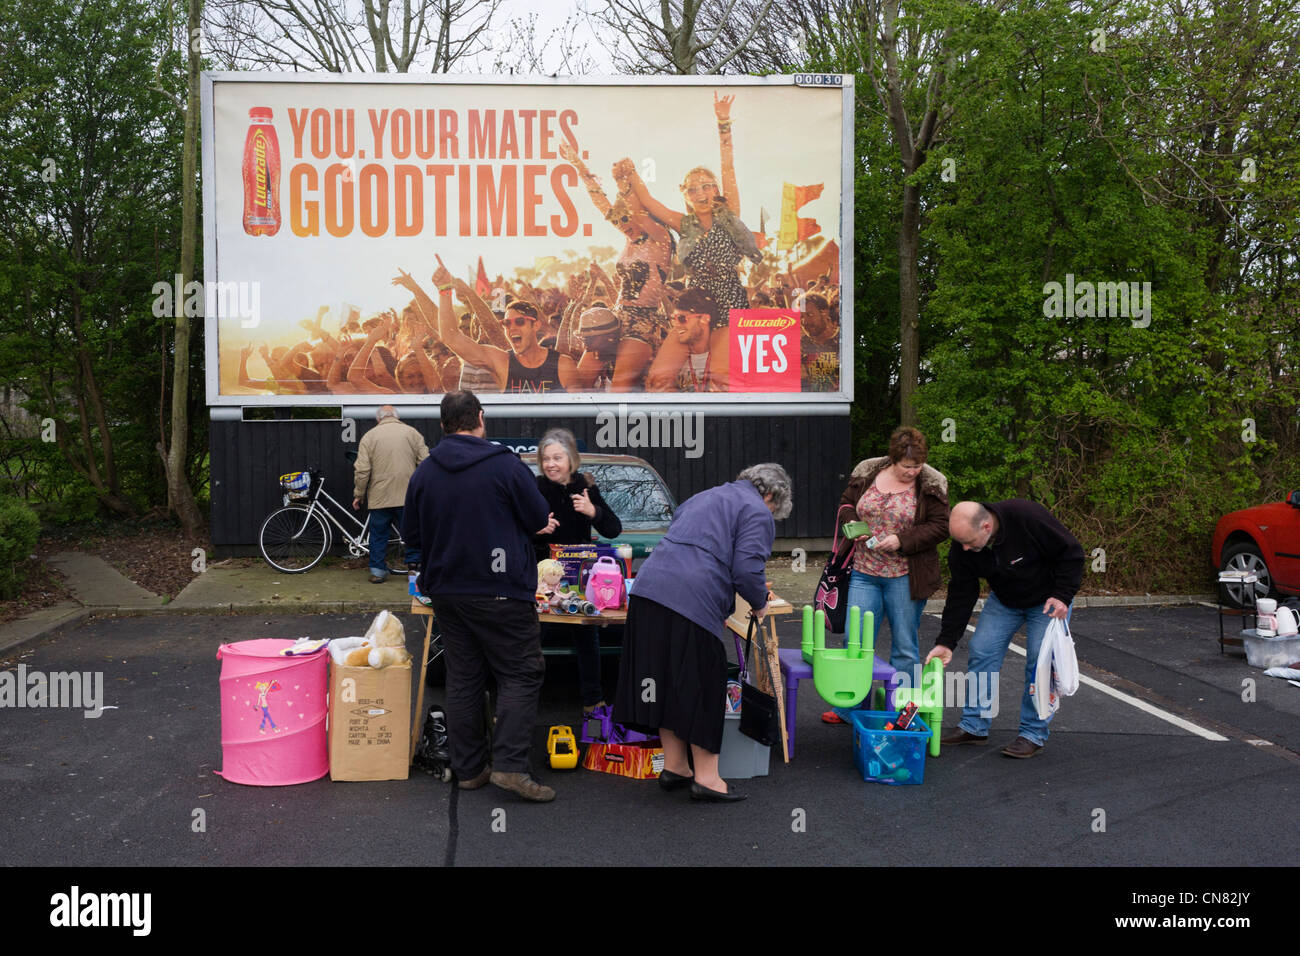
[[1031, 616, 1078, 720]]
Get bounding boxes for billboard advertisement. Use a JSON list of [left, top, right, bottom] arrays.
[[201, 73, 852, 405]]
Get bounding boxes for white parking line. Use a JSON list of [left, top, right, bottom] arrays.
[[940, 618, 1230, 742]]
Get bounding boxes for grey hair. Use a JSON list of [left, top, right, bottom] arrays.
[[537, 428, 581, 479], [376, 405, 398, 422], [738, 463, 793, 520]]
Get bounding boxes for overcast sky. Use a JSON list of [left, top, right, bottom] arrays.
[[469, 0, 617, 75]]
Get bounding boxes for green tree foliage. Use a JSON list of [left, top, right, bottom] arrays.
[[0, 496, 41, 598], [0, 0, 206, 520], [909, 0, 1300, 590]]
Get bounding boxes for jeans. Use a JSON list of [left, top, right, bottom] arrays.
[[368, 506, 420, 575], [845, 569, 926, 684], [958, 591, 1072, 746]]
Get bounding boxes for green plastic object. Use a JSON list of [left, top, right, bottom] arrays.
[[801, 605, 877, 708], [892, 657, 944, 757]]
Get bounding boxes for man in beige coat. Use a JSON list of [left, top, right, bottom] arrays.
[[352, 406, 429, 582]]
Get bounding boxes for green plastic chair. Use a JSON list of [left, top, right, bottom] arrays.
[[801, 605, 876, 708], [891, 657, 943, 757]]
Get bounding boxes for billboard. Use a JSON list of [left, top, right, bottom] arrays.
[[201, 73, 852, 406]]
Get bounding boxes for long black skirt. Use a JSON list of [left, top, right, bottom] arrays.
[[613, 595, 727, 754]]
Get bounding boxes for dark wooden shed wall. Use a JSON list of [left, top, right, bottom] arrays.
[[209, 413, 850, 553]]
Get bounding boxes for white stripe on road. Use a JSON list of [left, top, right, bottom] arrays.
[[943, 618, 1230, 742]]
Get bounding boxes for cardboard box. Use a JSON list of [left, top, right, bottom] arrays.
[[582, 741, 664, 780], [328, 661, 411, 781]]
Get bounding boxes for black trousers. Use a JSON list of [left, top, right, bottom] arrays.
[[429, 596, 544, 775], [541, 622, 603, 707]]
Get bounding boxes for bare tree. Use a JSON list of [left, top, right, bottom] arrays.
[[203, 0, 500, 72], [152, 0, 206, 536], [592, 0, 776, 74], [485, 11, 596, 76]]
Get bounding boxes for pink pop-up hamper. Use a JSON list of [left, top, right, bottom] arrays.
[[215, 639, 329, 786]]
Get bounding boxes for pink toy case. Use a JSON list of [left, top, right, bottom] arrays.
[[584, 556, 626, 611]]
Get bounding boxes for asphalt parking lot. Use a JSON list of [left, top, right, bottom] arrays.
[[1, 603, 1296, 868]]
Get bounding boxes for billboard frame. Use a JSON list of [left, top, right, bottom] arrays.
[[201, 71, 854, 408]]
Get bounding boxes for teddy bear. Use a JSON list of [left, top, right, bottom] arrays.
[[343, 610, 410, 668]]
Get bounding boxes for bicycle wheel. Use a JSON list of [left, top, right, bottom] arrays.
[[260, 506, 330, 572], [385, 528, 410, 574]]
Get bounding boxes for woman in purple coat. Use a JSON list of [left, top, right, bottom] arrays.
[[613, 463, 792, 802]]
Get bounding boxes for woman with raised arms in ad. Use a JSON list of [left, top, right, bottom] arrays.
[[560, 138, 674, 391], [620, 93, 763, 393]]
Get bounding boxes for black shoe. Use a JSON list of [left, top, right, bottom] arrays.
[[690, 781, 746, 803], [658, 769, 693, 792]]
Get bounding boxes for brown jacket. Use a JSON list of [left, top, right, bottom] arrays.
[[353, 417, 429, 508], [834, 456, 951, 601]]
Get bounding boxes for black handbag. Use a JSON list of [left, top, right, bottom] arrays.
[[814, 523, 853, 634], [738, 617, 781, 747]]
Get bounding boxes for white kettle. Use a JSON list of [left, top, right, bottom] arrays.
[[1275, 606, 1299, 637]]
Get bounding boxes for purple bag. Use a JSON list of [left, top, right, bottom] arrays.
[[579, 705, 655, 745]]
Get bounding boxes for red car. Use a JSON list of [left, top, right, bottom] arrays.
[[1212, 491, 1300, 606]]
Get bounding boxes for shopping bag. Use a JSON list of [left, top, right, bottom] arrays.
[[813, 524, 852, 634], [1031, 615, 1078, 720]]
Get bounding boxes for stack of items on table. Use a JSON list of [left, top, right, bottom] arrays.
[[536, 543, 632, 616]]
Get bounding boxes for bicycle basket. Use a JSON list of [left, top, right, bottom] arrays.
[[279, 471, 311, 497]]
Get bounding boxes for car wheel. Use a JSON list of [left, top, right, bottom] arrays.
[[1219, 541, 1274, 607]]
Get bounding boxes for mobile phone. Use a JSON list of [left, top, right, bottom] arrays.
[[842, 520, 872, 539]]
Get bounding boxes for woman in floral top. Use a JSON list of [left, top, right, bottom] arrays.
[[618, 92, 762, 393], [823, 427, 951, 724]]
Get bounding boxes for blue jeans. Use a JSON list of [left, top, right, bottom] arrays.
[[959, 591, 1072, 746], [845, 569, 926, 686], [368, 506, 420, 575]]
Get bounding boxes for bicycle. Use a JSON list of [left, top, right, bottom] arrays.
[[259, 468, 410, 574]]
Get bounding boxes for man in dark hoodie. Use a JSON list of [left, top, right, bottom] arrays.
[[402, 390, 557, 802]]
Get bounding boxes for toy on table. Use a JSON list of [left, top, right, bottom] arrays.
[[801, 605, 876, 708], [891, 656, 944, 756], [537, 559, 599, 615], [547, 725, 579, 770], [585, 555, 626, 611], [536, 558, 567, 611]]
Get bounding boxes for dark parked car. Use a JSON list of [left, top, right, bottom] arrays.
[[1212, 491, 1300, 606], [525, 453, 677, 567], [425, 454, 677, 686]]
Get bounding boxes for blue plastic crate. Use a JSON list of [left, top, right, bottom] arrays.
[[849, 711, 931, 785]]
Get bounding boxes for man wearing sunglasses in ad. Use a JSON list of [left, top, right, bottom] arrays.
[[431, 255, 578, 394], [646, 287, 728, 392]]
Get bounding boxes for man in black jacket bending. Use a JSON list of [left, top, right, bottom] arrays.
[[403, 390, 556, 801], [925, 500, 1084, 759]]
